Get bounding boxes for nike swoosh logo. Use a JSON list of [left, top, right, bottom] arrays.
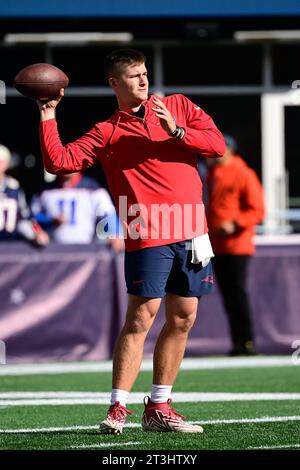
[[132, 280, 144, 284], [201, 276, 214, 284]]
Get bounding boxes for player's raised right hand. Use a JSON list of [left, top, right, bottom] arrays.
[[38, 88, 64, 119]]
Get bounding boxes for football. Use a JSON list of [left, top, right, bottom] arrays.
[[14, 63, 69, 100]]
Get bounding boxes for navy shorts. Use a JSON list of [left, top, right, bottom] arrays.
[[125, 240, 214, 298]]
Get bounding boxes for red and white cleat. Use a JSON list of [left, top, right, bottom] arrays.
[[99, 401, 132, 435], [142, 396, 203, 433]]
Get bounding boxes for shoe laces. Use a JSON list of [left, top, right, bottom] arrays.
[[166, 399, 185, 420], [108, 401, 132, 421], [144, 396, 185, 420]]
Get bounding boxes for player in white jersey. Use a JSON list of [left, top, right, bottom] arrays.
[[32, 172, 123, 249], [0, 144, 48, 245]]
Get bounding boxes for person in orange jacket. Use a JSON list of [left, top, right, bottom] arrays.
[[206, 135, 265, 355]]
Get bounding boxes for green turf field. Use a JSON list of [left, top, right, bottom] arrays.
[[0, 357, 299, 450]]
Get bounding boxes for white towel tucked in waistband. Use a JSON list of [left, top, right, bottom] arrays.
[[188, 233, 214, 267]]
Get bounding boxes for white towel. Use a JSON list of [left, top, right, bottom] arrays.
[[187, 233, 214, 267]]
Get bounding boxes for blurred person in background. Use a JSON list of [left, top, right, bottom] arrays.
[[32, 171, 124, 251], [0, 144, 48, 246], [206, 135, 265, 356]]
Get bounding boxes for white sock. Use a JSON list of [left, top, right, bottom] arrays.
[[150, 384, 172, 403], [110, 389, 129, 407]]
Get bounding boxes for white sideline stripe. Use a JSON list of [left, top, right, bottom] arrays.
[[0, 425, 99, 433], [1, 416, 300, 434], [201, 415, 300, 425], [70, 441, 142, 449], [2, 391, 300, 400], [0, 392, 300, 406], [0, 356, 295, 376], [248, 444, 300, 450]]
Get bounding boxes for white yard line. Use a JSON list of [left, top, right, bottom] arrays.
[[1, 416, 300, 434], [0, 391, 300, 406], [70, 441, 143, 449], [202, 415, 300, 425], [0, 424, 99, 433], [0, 356, 296, 376], [248, 443, 300, 449], [0, 392, 130, 399]]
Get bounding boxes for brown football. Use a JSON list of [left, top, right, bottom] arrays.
[[14, 63, 69, 100]]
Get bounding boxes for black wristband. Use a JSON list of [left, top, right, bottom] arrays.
[[168, 126, 179, 137], [168, 126, 185, 140], [176, 126, 185, 140]]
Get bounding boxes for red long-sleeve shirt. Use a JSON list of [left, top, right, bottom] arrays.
[[40, 94, 225, 251], [206, 155, 265, 255]]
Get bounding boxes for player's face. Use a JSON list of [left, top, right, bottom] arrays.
[[110, 62, 149, 107]]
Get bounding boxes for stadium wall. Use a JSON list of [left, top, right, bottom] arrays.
[[0, 242, 299, 363]]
